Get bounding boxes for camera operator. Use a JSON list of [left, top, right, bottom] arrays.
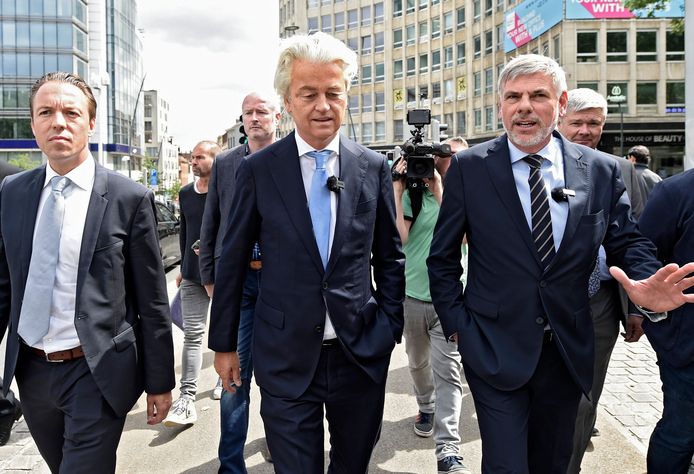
[[393, 134, 471, 474]]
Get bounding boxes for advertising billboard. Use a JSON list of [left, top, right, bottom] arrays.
[[503, 0, 563, 53], [566, 0, 684, 19]]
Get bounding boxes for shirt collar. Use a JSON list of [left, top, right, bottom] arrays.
[[508, 135, 562, 166], [295, 132, 340, 157], [44, 154, 96, 191]]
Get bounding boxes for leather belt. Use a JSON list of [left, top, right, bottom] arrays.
[[322, 338, 338, 347], [30, 345, 85, 362], [249, 260, 262, 271]]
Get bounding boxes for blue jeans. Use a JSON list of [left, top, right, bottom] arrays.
[[647, 358, 694, 474], [218, 269, 259, 474]]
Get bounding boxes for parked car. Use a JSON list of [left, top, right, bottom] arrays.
[[154, 201, 181, 269]]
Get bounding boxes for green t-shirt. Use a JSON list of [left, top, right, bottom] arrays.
[[402, 189, 440, 302]]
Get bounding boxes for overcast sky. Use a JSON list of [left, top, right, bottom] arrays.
[[138, 1, 280, 151]]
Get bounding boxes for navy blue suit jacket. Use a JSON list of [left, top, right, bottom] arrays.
[[428, 132, 659, 395], [208, 132, 405, 399], [0, 164, 175, 417], [639, 168, 694, 367]]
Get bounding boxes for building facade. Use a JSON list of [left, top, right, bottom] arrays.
[[144, 89, 178, 191], [0, 0, 146, 177], [278, 0, 685, 175]]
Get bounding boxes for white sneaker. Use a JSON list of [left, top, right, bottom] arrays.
[[164, 397, 197, 427], [212, 378, 223, 400]]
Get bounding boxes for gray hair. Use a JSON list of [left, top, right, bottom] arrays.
[[498, 54, 567, 99], [445, 136, 469, 149], [274, 32, 358, 101], [566, 88, 607, 118]]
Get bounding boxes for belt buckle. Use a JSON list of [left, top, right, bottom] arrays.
[[45, 353, 65, 363]]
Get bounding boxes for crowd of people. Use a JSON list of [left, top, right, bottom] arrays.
[[1, 30, 693, 474]]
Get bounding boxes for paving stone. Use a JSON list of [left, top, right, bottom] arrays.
[[629, 392, 659, 403]]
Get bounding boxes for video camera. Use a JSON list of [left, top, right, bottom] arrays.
[[392, 109, 451, 188]]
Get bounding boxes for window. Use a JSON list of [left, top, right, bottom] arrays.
[[606, 31, 627, 62], [348, 9, 358, 28], [474, 35, 481, 59], [445, 79, 454, 100], [375, 62, 385, 81], [394, 0, 403, 17], [473, 72, 481, 96], [74, 26, 87, 53], [347, 37, 358, 52], [419, 20, 428, 42], [374, 2, 384, 23], [484, 68, 493, 94], [485, 0, 492, 15], [394, 59, 403, 78], [636, 31, 656, 62], [308, 0, 319, 6], [362, 122, 373, 142], [375, 121, 386, 141], [473, 0, 481, 21], [321, 14, 331, 32], [407, 87, 417, 104], [666, 81, 685, 108], [666, 30, 684, 61], [577, 32, 597, 62], [308, 17, 318, 33], [432, 82, 441, 99], [406, 0, 415, 14], [553, 36, 561, 61], [375, 92, 385, 111], [362, 64, 372, 83], [375, 32, 384, 52], [394, 120, 404, 140], [485, 106, 494, 131], [431, 17, 440, 39], [432, 50, 441, 71], [607, 82, 628, 114], [474, 108, 482, 129], [497, 24, 504, 51], [394, 29, 403, 48], [406, 24, 416, 45], [457, 7, 466, 28], [361, 35, 372, 54], [407, 57, 416, 76], [361, 6, 371, 26], [636, 82, 657, 110], [419, 0, 428, 10], [497, 0, 504, 11], [485, 30, 493, 55], [349, 95, 359, 112], [457, 43, 466, 65], [444, 46, 453, 68], [334, 12, 345, 32], [419, 53, 429, 73], [457, 111, 466, 135], [420, 85, 428, 101], [362, 93, 372, 112], [444, 12, 453, 34]]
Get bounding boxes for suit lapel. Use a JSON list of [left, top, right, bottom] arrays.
[[556, 136, 589, 256], [485, 136, 542, 267], [325, 136, 367, 276], [75, 164, 108, 298], [19, 167, 47, 284], [267, 133, 325, 274]]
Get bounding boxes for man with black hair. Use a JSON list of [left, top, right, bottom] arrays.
[[627, 145, 661, 196]]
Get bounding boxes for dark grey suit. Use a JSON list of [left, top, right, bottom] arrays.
[[0, 163, 175, 472]]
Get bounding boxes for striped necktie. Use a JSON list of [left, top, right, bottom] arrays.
[[522, 154, 555, 268]]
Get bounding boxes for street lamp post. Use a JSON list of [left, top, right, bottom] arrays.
[[122, 155, 131, 178], [607, 85, 626, 156]]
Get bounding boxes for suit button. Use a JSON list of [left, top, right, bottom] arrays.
[[314, 325, 323, 333], [540, 280, 547, 288], [535, 317, 545, 325], [322, 282, 328, 289]]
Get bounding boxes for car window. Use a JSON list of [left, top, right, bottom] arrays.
[[156, 202, 177, 223]]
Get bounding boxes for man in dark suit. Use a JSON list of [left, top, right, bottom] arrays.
[[0, 72, 174, 473], [557, 88, 648, 472], [638, 169, 694, 474], [427, 55, 694, 474], [198, 91, 280, 471], [627, 145, 662, 196], [209, 32, 405, 473]]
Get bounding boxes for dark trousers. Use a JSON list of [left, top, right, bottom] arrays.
[[0, 376, 20, 413], [259, 343, 388, 474], [647, 358, 694, 474], [464, 335, 583, 474], [15, 346, 126, 474]]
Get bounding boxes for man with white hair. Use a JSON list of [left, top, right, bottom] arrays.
[[209, 33, 404, 473], [428, 54, 694, 473]]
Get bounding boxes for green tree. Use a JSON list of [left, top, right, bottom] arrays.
[[8, 153, 40, 170], [624, 0, 683, 31], [165, 180, 182, 201]]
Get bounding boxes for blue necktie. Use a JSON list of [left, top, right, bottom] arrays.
[[588, 257, 601, 298], [307, 150, 332, 268], [18, 176, 72, 346]]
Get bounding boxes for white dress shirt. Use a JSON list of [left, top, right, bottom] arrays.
[[296, 132, 341, 341], [34, 155, 95, 352]]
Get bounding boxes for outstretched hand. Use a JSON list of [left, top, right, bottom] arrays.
[[610, 262, 694, 313]]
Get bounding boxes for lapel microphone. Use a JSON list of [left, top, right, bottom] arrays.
[[551, 187, 576, 202], [327, 176, 345, 193]]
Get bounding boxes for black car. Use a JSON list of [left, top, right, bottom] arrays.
[[154, 201, 181, 269]]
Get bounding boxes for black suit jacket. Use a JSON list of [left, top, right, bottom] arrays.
[[0, 161, 22, 182], [0, 163, 175, 417], [198, 145, 247, 285], [428, 132, 659, 395], [209, 133, 405, 399]]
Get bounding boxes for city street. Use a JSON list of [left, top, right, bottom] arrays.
[[0, 265, 691, 473]]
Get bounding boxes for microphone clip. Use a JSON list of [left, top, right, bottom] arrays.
[[551, 187, 576, 202], [327, 176, 345, 193]]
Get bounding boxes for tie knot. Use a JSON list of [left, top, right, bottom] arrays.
[[522, 154, 544, 169], [307, 150, 331, 170], [50, 175, 71, 194]]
